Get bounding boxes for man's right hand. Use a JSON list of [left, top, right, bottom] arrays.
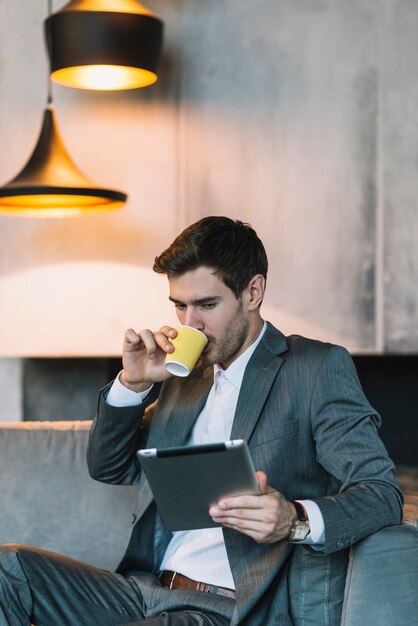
[[119, 326, 178, 393]]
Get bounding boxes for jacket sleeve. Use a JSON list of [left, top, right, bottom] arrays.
[[86, 381, 161, 485], [310, 346, 403, 554]]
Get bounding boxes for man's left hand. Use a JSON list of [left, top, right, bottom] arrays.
[[209, 471, 296, 543]]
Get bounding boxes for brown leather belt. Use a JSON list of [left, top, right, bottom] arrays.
[[160, 570, 236, 600]]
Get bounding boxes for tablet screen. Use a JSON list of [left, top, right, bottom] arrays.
[[137, 440, 259, 531]]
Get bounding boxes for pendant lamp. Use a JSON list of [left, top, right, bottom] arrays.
[[0, 105, 127, 217], [45, 0, 164, 91]]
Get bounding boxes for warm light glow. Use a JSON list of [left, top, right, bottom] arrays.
[[51, 65, 158, 90], [58, 0, 154, 15], [0, 194, 125, 217], [0, 264, 356, 357], [0, 263, 177, 357]]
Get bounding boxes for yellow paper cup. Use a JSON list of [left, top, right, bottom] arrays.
[[165, 326, 208, 377]]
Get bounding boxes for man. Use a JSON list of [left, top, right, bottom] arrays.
[[0, 216, 402, 625]]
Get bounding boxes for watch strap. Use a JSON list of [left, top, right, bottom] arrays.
[[293, 500, 308, 521]]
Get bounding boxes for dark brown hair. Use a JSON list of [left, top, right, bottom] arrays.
[[153, 216, 268, 298]]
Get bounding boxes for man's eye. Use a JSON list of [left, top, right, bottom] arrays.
[[174, 304, 186, 310], [201, 303, 216, 310]]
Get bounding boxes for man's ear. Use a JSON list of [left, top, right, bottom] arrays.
[[246, 274, 266, 310]]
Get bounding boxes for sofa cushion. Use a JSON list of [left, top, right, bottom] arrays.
[[0, 421, 138, 571]]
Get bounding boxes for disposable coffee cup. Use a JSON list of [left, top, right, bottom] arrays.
[[164, 326, 208, 377]]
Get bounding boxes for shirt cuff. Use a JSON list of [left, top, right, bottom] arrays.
[[297, 499, 325, 545], [105, 371, 153, 407]]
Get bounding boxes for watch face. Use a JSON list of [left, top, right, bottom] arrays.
[[290, 520, 311, 542]]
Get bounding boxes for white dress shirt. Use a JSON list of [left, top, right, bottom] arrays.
[[106, 322, 325, 588]]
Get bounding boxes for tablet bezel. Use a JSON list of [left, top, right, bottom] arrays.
[[137, 440, 259, 531]]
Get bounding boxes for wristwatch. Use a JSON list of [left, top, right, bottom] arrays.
[[288, 501, 311, 542]]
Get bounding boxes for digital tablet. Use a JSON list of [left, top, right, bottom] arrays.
[[137, 440, 259, 531]]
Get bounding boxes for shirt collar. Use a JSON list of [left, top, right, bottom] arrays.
[[214, 321, 267, 390]]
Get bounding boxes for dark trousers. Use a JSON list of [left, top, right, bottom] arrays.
[[0, 545, 234, 626]]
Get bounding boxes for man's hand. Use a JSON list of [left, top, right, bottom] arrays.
[[208, 471, 297, 543], [119, 326, 178, 392]]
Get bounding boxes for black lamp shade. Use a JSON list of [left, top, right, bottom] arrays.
[[45, 6, 164, 90], [0, 107, 127, 217]]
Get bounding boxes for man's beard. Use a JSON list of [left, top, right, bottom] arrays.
[[201, 306, 250, 368]]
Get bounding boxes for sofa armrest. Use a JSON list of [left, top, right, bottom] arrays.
[[288, 467, 418, 626], [340, 521, 418, 626]]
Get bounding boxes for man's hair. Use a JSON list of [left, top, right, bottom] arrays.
[[153, 216, 268, 298]]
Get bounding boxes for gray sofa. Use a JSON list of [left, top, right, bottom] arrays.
[[0, 421, 417, 626]]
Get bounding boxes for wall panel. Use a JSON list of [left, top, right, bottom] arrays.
[[178, 0, 379, 351], [0, 0, 417, 359], [381, 0, 418, 352]]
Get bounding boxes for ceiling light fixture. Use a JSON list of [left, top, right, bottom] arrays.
[[0, 98, 127, 217], [45, 0, 164, 91]]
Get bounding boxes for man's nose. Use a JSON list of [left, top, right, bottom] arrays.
[[184, 309, 203, 331]]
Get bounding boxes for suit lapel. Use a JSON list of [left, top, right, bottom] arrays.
[[135, 473, 154, 519], [163, 374, 213, 445], [147, 370, 213, 449], [231, 322, 288, 441]]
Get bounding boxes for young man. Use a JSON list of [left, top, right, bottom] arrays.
[[0, 216, 402, 625]]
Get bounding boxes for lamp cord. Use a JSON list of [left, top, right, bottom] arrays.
[[47, 76, 53, 106], [47, 0, 53, 105]]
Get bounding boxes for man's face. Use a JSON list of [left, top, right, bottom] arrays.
[[168, 266, 250, 369]]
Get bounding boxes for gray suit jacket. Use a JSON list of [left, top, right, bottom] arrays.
[[87, 322, 402, 625]]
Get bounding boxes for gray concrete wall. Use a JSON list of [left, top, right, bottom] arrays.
[[0, 1, 417, 416], [380, 0, 418, 351]]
